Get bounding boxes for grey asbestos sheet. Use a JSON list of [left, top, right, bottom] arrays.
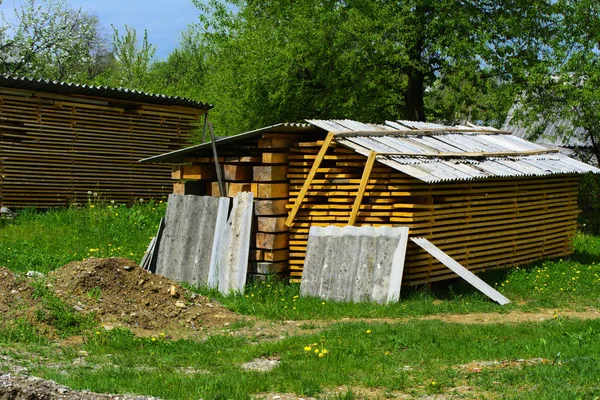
[[154, 194, 230, 287], [210, 192, 254, 294], [300, 225, 409, 303]]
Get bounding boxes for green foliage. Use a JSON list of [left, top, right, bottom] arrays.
[[512, 0, 600, 165], [0, 201, 166, 274], [171, 0, 556, 135], [578, 173, 600, 234], [92, 25, 156, 90]]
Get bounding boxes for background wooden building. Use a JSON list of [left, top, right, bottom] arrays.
[[0, 75, 211, 208], [143, 119, 599, 285]]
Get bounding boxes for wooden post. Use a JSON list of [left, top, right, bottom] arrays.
[[348, 151, 377, 226], [285, 132, 334, 227], [209, 121, 227, 198], [201, 113, 208, 143]]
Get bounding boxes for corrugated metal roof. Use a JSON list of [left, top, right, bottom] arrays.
[[140, 123, 315, 163], [143, 118, 600, 182], [504, 105, 590, 147], [0, 75, 212, 110], [309, 119, 600, 183]]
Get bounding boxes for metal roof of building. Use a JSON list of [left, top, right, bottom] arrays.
[[140, 123, 315, 163], [311, 119, 599, 183], [0, 75, 212, 110], [503, 105, 591, 147], [143, 118, 600, 183]]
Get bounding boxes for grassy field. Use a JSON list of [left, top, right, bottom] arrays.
[[1, 204, 600, 399]]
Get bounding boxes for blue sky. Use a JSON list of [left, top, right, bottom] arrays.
[[1, 0, 201, 59]]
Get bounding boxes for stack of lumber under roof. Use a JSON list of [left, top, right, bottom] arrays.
[[0, 86, 204, 207], [287, 139, 580, 285], [171, 131, 319, 279]]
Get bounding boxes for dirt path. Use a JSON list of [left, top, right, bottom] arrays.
[[228, 307, 600, 341]]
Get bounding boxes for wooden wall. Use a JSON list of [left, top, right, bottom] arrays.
[[287, 138, 580, 285], [0, 87, 204, 207]]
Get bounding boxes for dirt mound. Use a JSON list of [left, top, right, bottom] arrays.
[[0, 267, 31, 313], [0, 267, 37, 322], [49, 258, 238, 336]]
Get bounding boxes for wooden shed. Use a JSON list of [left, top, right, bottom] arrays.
[[0, 75, 211, 208], [142, 119, 599, 285]]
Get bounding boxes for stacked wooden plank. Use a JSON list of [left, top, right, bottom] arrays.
[[171, 132, 317, 279], [287, 139, 580, 285], [0, 86, 204, 207]]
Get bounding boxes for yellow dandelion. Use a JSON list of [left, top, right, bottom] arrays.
[[322, 349, 328, 354], [366, 330, 371, 334], [314, 349, 319, 354], [318, 352, 324, 358], [151, 337, 156, 342], [95, 331, 101, 335], [304, 346, 312, 352]]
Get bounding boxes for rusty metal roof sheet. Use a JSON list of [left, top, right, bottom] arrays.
[[0, 75, 212, 110]]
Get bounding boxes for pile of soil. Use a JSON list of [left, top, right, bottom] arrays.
[[48, 258, 239, 336]]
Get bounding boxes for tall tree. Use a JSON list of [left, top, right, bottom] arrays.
[[189, 0, 555, 134], [0, 0, 110, 81], [511, 0, 600, 166], [103, 25, 156, 89]]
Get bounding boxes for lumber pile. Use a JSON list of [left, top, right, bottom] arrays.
[[0, 87, 204, 207], [171, 132, 319, 279], [287, 139, 580, 285]]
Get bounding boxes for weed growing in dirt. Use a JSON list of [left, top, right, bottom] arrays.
[[0, 201, 166, 274], [30, 281, 96, 337], [86, 286, 102, 302]]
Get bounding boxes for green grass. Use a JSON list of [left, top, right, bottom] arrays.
[[2, 204, 600, 319], [19, 318, 600, 399], [1, 205, 600, 398], [0, 201, 166, 274]]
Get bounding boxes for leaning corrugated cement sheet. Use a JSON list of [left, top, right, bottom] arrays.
[[411, 237, 510, 305], [209, 192, 254, 295], [155, 194, 230, 286], [301, 226, 409, 303]]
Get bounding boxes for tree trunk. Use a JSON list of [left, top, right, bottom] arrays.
[[587, 127, 600, 167], [404, 71, 426, 121]]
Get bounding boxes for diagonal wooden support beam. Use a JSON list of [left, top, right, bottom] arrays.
[[285, 132, 335, 227], [348, 151, 377, 226], [411, 237, 510, 305]]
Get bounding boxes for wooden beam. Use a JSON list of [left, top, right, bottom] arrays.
[[285, 132, 334, 227], [208, 121, 227, 198], [348, 151, 377, 226], [411, 237, 510, 305], [376, 149, 560, 158]]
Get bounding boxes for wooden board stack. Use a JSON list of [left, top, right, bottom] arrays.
[[171, 132, 320, 280], [0, 86, 205, 208], [287, 139, 580, 285]]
